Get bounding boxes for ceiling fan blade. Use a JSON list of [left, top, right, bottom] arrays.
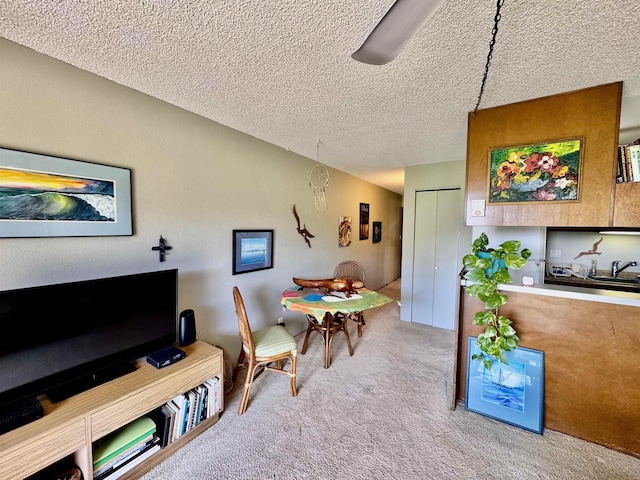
[[351, 0, 446, 65]]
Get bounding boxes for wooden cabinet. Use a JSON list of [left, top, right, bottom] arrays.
[[465, 82, 622, 227], [613, 181, 640, 226], [0, 341, 223, 480], [456, 290, 640, 458]]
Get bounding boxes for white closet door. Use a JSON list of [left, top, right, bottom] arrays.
[[412, 189, 464, 329], [412, 190, 437, 326]]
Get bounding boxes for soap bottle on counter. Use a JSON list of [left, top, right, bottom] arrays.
[[590, 259, 597, 276]]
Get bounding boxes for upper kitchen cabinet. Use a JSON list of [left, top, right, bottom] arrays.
[[613, 94, 640, 227], [613, 182, 640, 226], [465, 82, 622, 227]]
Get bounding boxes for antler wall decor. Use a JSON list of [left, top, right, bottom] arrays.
[[292, 204, 314, 248]]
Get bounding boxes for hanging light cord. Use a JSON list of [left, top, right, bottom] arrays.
[[473, 0, 505, 115]]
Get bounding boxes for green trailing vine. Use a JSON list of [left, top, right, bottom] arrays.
[[462, 233, 531, 370]]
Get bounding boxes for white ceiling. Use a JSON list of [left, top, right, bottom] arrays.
[[2, 0, 640, 195]]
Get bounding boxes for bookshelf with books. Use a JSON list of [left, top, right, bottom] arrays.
[[615, 143, 640, 183], [0, 341, 224, 480], [614, 140, 640, 226]]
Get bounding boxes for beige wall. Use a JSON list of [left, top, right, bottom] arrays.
[[0, 38, 402, 361]]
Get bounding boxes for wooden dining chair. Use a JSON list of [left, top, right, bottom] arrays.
[[333, 260, 367, 336], [232, 286, 298, 415]]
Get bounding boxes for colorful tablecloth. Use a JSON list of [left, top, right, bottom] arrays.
[[280, 287, 396, 322]]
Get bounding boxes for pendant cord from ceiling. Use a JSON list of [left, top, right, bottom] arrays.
[[472, 0, 505, 115]]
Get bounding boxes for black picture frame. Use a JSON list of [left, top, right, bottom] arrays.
[[372, 221, 382, 243], [359, 202, 369, 240], [0, 147, 132, 237], [232, 229, 274, 275]]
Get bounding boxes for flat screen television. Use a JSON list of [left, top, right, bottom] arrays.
[[0, 269, 178, 414]]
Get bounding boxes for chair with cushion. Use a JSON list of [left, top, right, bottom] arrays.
[[333, 260, 367, 337], [232, 286, 298, 415]]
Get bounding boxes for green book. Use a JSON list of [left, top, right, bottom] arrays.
[[93, 416, 156, 470]]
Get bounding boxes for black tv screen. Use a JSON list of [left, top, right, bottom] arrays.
[[0, 269, 178, 409]]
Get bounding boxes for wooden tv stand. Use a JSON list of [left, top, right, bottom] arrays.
[[0, 340, 224, 480]]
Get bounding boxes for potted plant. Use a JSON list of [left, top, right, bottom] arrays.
[[462, 232, 531, 370]]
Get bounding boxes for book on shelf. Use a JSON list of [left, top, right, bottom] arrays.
[[198, 383, 209, 423], [164, 401, 178, 444], [616, 144, 640, 183], [94, 442, 161, 480], [185, 388, 197, 433], [203, 379, 214, 419], [629, 144, 640, 182], [193, 384, 206, 427], [93, 438, 156, 479], [152, 377, 223, 446], [168, 392, 189, 441], [166, 398, 181, 443], [206, 376, 222, 413], [149, 404, 174, 448], [180, 392, 191, 436], [92, 416, 156, 471], [617, 146, 626, 182]]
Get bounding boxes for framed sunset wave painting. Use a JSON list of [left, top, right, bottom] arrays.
[[488, 138, 583, 204], [0, 147, 132, 237]]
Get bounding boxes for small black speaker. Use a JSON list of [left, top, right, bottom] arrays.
[[179, 309, 197, 346]]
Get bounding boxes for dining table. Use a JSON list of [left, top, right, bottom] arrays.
[[280, 286, 396, 368]]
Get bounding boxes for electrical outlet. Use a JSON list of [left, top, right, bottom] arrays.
[[277, 317, 284, 325], [550, 249, 561, 258]]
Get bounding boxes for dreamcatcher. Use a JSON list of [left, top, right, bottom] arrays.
[[309, 140, 329, 211]]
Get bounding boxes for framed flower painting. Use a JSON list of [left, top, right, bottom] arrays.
[[487, 138, 583, 204]]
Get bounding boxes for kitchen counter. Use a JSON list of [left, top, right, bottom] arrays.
[[457, 277, 640, 459], [462, 277, 640, 307]]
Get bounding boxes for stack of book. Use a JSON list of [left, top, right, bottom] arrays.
[[92, 416, 160, 480], [159, 376, 222, 444], [616, 142, 640, 183], [90, 376, 222, 479]]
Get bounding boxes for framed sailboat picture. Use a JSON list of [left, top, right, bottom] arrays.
[[465, 336, 544, 434]]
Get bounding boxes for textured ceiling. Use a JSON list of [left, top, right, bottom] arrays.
[[2, 0, 640, 194]]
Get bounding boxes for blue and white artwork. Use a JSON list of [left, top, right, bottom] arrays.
[[240, 237, 267, 266], [480, 359, 525, 412], [465, 336, 544, 434], [232, 230, 274, 275]]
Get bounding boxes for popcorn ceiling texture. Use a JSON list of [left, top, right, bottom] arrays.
[[1, 0, 639, 194]]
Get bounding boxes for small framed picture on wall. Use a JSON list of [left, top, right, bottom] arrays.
[[232, 229, 274, 274], [372, 221, 382, 243], [359, 203, 369, 240], [338, 216, 352, 247]]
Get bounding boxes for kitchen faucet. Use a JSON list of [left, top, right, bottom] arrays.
[[611, 260, 637, 278]]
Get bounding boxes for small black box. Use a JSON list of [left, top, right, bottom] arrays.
[[146, 345, 186, 369]]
